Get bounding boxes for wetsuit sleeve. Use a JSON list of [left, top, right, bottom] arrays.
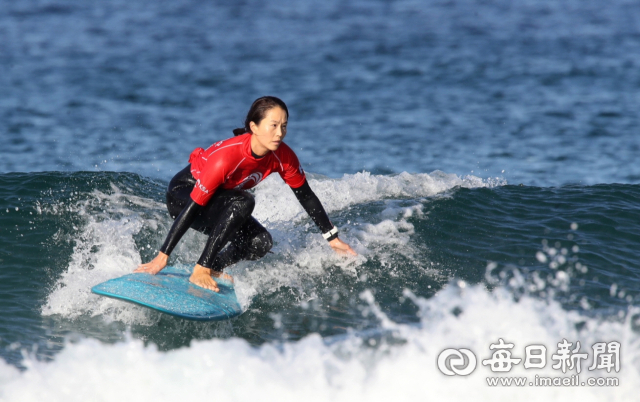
[[277, 144, 307, 189], [190, 158, 226, 206], [159, 200, 201, 255], [291, 179, 338, 241]]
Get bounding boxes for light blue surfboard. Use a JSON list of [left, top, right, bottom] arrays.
[[91, 266, 242, 321]]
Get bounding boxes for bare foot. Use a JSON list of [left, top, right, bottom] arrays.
[[212, 271, 234, 283], [189, 264, 219, 292]]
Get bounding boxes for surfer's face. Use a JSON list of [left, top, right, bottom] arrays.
[[250, 107, 288, 156]]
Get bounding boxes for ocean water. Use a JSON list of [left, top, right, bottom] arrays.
[[1, 0, 640, 400]]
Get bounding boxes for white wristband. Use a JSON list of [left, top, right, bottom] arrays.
[[322, 226, 339, 240]]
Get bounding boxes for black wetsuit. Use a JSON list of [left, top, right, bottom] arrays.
[[159, 165, 336, 271]]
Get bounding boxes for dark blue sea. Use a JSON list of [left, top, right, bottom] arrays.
[[1, 0, 640, 400]]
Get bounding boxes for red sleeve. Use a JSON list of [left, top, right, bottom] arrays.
[[277, 143, 307, 189], [190, 157, 227, 206]]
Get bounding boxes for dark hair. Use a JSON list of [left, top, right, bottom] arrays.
[[233, 96, 289, 136]]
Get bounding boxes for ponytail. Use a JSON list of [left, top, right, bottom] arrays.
[[232, 128, 246, 136]]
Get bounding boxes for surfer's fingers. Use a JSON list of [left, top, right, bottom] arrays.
[[134, 252, 168, 273], [344, 247, 357, 256], [336, 248, 357, 256], [134, 263, 157, 273], [135, 261, 153, 269], [329, 239, 358, 256], [334, 243, 357, 256], [134, 264, 149, 272], [345, 244, 357, 256]]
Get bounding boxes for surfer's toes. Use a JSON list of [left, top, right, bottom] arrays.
[[212, 271, 234, 283], [202, 281, 219, 292], [189, 276, 219, 292], [201, 283, 219, 292]]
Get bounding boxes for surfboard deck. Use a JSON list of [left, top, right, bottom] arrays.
[[91, 266, 242, 321]]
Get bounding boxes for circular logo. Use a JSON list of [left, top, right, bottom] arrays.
[[236, 172, 263, 189], [437, 348, 477, 376]]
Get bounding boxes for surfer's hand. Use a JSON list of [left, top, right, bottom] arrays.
[[135, 252, 168, 274], [190, 264, 220, 292], [329, 237, 357, 256]]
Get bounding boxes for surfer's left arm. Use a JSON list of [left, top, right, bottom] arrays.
[[135, 199, 203, 273], [291, 180, 357, 256]]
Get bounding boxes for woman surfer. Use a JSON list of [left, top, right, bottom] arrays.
[[135, 96, 356, 291]]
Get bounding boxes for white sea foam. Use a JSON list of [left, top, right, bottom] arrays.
[[41, 171, 501, 323], [252, 170, 505, 224], [41, 185, 170, 324], [8, 283, 640, 401]]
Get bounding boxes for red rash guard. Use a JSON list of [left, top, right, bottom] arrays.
[[188, 133, 307, 206]]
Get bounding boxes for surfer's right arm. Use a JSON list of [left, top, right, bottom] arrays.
[[135, 200, 203, 274], [291, 179, 357, 256]]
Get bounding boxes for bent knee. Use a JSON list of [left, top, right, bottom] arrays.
[[246, 231, 273, 260], [232, 190, 256, 217]]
